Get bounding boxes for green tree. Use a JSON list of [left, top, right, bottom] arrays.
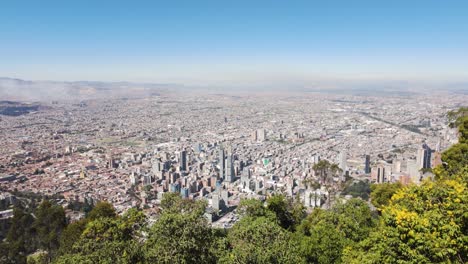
[[441, 143, 468, 175], [341, 109, 466, 263], [458, 116, 468, 143], [86, 201, 116, 220], [144, 193, 215, 263], [266, 195, 295, 230], [439, 110, 468, 175], [342, 180, 371, 200], [55, 208, 146, 264], [27, 251, 49, 264], [343, 168, 468, 264], [57, 219, 87, 256], [210, 228, 230, 262], [330, 199, 376, 242], [53, 254, 94, 264], [447, 107, 468, 129], [290, 195, 307, 230], [239, 196, 306, 231], [312, 160, 342, 208], [237, 198, 272, 219], [57, 201, 118, 258], [312, 160, 342, 186], [297, 199, 375, 263], [298, 222, 347, 264], [222, 216, 305, 263], [0, 242, 9, 263], [370, 182, 403, 210], [3, 206, 35, 264], [32, 200, 67, 256]]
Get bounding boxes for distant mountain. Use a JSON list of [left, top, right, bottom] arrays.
[[0, 77, 179, 102], [1, 77, 467, 101]]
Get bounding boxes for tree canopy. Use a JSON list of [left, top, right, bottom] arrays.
[[370, 182, 403, 210], [144, 193, 215, 264]]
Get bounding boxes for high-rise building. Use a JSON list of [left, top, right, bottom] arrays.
[[377, 166, 385, 183], [108, 154, 116, 169], [130, 171, 139, 185], [338, 151, 347, 177], [143, 175, 152, 186], [185, 153, 190, 171], [169, 183, 180, 193], [180, 150, 187, 171], [371, 162, 392, 183], [312, 154, 321, 164], [219, 146, 225, 180], [209, 176, 217, 187], [416, 143, 432, 169], [257, 129, 266, 142], [241, 167, 251, 180], [163, 160, 171, 171], [193, 143, 202, 153], [251, 130, 257, 141], [303, 189, 322, 208], [364, 155, 371, 174], [212, 194, 220, 211], [407, 160, 421, 184], [152, 160, 162, 174], [224, 150, 235, 183], [393, 160, 401, 173], [180, 187, 190, 198], [221, 189, 229, 203]]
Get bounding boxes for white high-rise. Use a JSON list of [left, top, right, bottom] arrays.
[[257, 129, 266, 142], [338, 151, 347, 178]]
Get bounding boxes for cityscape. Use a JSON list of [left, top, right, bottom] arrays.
[[1, 1, 467, 263], [0, 89, 464, 223]]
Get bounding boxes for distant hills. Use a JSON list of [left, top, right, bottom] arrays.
[[0, 100, 46, 116], [0, 77, 178, 102], [1, 77, 467, 102]]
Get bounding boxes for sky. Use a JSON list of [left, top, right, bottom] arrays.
[[1, 0, 468, 85]]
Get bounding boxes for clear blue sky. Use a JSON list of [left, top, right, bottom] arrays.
[[1, 0, 468, 84]]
